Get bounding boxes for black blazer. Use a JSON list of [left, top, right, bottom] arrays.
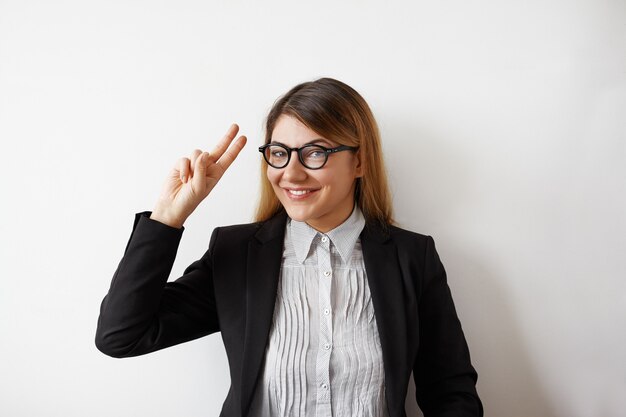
[[96, 210, 483, 417]]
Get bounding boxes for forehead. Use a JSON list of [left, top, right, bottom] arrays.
[[271, 115, 335, 146]]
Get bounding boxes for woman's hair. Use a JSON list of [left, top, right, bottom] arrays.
[[255, 77, 394, 226]]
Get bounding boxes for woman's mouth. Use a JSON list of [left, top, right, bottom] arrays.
[[284, 188, 318, 200], [289, 190, 310, 195]]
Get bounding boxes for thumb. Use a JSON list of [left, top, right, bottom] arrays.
[[193, 152, 210, 184]]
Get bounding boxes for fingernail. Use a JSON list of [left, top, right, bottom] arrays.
[[182, 175, 186, 183]]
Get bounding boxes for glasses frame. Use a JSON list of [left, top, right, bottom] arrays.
[[258, 142, 359, 170]]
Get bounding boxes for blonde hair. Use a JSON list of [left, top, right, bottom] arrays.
[[255, 77, 394, 227]]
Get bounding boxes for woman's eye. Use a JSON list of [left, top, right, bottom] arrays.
[[271, 150, 286, 158], [305, 149, 325, 159]]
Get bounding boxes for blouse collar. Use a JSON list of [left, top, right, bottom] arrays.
[[288, 205, 366, 264]]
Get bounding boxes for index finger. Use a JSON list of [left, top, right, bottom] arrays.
[[215, 135, 247, 172], [209, 123, 241, 162]]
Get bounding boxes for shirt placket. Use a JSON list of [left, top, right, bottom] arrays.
[[315, 233, 333, 417]]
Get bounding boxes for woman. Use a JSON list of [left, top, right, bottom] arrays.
[[95, 78, 483, 417]]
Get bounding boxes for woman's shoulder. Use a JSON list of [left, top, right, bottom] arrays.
[[212, 210, 288, 243], [365, 221, 433, 244], [215, 220, 264, 234], [387, 223, 431, 240], [362, 221, 438, 264]]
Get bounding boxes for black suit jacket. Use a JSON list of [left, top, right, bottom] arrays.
[[96, 210, 483, 417]]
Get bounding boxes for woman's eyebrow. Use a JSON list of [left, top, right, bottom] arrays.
[[269, 138, 333, 147], [306, 138, 332, 146]]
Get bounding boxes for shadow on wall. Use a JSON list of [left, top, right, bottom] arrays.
[[387, 122, 560, 417]]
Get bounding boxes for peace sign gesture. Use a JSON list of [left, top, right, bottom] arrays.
[[150, 124, 247, 228]]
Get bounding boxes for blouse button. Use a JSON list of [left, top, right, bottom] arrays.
[[323, 271, 331, 277], [321, 236, 328, 243], [323, 343, 331, 350], [321, 383, 328, 390], [323, 308, 330, 315]]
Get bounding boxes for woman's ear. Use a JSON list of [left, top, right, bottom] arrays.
[[354, 150, 364, 178]]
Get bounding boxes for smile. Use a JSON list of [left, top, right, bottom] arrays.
[[284, 188, 319, 200], [289, 190, 310, 195]]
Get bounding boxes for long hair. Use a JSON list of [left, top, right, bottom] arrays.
[[255, 77, 394, 227]]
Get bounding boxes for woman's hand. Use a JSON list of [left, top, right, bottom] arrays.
[[150, 124, 247, 228]]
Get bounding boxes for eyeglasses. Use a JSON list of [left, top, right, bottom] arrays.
[[258, 143, 358, 170]]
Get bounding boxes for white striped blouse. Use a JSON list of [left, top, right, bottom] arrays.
[[249, 206, 389, 417]]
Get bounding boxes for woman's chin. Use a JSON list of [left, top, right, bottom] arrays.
[[284, 207, 311, 223]]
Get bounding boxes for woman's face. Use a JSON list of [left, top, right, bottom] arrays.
[[267, 114, 362, 233]]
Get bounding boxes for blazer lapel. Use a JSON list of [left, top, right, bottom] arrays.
[[361, 224, 410, 417], [240, 210, 288, 417], [238, 214, 410, 417]]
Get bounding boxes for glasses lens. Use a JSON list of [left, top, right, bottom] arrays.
[[301, 145, 327, 169], [265, 145, 289, 168]]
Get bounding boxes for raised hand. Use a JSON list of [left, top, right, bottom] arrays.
[[150, 124, 247, 228]]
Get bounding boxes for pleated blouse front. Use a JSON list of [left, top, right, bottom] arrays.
[[249, 207, 388, 417]]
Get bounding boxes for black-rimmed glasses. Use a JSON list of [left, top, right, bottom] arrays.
[[258, 143, 358, 170]]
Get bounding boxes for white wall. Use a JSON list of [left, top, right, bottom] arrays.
[[1, 1, 624, 416]]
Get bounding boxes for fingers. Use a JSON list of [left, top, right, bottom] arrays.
[[208, 124, 240, 163], [215, 135, 247, 172], [175, 150, 202, 183], [176, 157, 191, 183], [176, 124, 245, 185], [193, 151, 210, 189], [189, 149, 202, 180]]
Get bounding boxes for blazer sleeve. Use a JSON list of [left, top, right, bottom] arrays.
[[413, 236, 483, 417], [95, 211, 220, 358]]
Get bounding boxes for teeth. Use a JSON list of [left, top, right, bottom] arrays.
[[289, 190, 310, 195]]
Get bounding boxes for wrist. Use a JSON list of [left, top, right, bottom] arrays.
[[149, 209, 185, 229]]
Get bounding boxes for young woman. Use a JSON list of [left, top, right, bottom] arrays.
[[96, 78, 483, 417]]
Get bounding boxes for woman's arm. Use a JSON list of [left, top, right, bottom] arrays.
[[413, 236, 483, 417], [94, 212, 220, 358], [95, 124, 246, 358]]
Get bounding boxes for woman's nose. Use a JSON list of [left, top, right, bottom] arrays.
[[282, 152, 308, 181]]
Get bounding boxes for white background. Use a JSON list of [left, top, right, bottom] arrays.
[[1, 1, 624, 416]]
